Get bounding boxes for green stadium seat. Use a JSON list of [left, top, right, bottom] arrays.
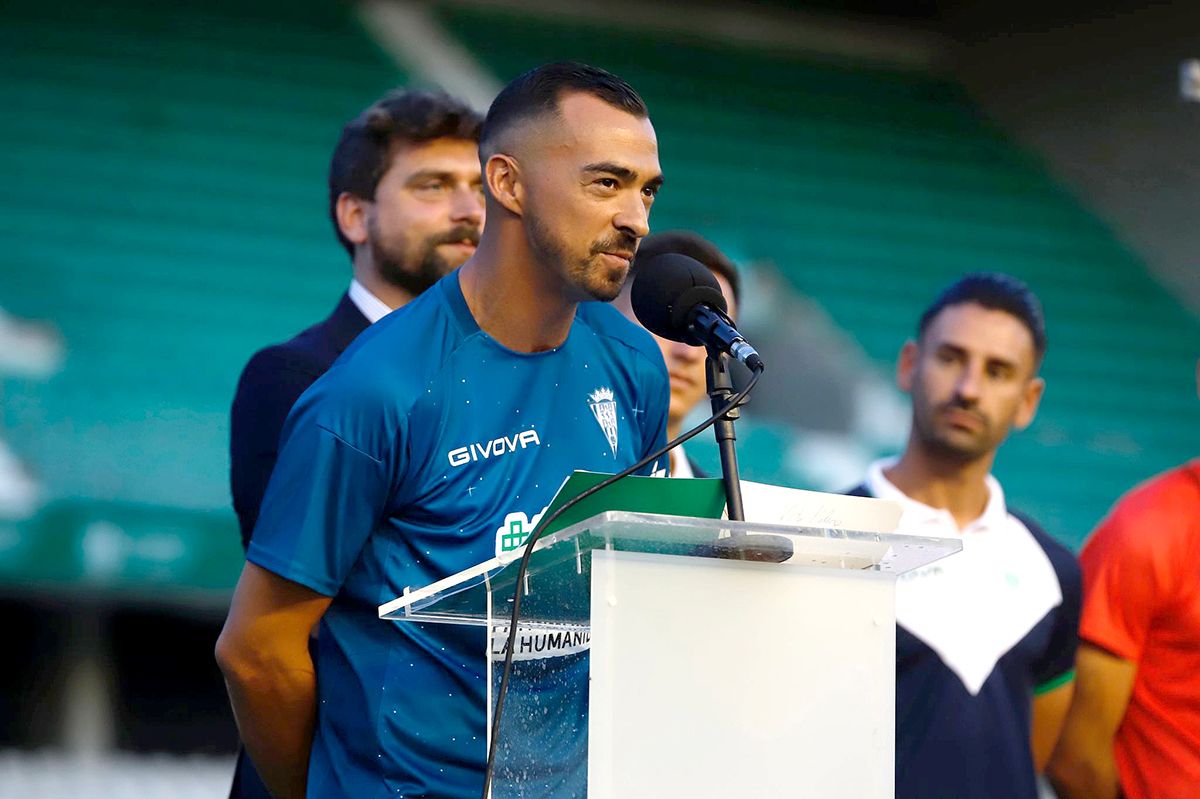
[[0, 0, 408, 596]]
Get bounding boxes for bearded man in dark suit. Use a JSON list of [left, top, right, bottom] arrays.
[[225, 87, 484, 798]]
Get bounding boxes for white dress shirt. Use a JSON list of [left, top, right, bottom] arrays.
[[347, 279, 394, 324], [669, 445, 696, 478]]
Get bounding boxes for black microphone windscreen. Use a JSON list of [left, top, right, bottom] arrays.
[[631, 253, 728, 345]]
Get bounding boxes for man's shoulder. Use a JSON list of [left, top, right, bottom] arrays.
[[1008, 507, 1081, 593], [239, 296, 365, 383], [1109, 461, 1200, 528], [576, 302, 666, 373], [309, 287, 462, 413], [233, 330, 332, 413], [242, 334, 326, 381], [340, 284, 458, 365], [1145, 459, 1200, 496], [1083, 461, 1200, 567]]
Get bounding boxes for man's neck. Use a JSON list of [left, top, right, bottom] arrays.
[[883, 439, 995, 531], [458, 234, 578, 353]]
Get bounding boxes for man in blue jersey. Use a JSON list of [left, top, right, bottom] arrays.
[[847, 273, 1081, 798], [215, 62, 669, 799]]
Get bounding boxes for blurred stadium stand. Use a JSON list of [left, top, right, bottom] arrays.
[[0, 0, 405, 764], [0, 0, 1196, 792]]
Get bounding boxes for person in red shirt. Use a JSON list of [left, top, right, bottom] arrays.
[[1049, 362, 1200, 799]]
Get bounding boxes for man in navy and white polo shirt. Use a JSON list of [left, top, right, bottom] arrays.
[[216, 62, 669, 799], [848, 273, 1081, 799]]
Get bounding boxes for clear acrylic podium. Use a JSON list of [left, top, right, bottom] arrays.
[[379, 511, 960, 798]]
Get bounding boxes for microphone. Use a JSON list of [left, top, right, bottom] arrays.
[[630, 253, 764, 372]]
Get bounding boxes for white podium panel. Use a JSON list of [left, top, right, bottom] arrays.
[[588, 550, 894, 798]]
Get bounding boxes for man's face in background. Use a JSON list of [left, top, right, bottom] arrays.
[[899, 301, 1044, 464], [364, 137, 484, 295]]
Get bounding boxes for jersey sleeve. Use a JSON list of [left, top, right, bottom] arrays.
[[246, 369, 408, 596], [1015, 512, 1083, 692], [1034, 550, 1082, 691], [1078, 494, 1169, 663]]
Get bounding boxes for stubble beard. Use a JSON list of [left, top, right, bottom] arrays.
[[369, 218, 480, 298], [911, 391, 1001, 466], [527, 216, 633, 303]]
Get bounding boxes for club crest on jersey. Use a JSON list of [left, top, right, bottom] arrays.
[[588, 386, 619, 455]]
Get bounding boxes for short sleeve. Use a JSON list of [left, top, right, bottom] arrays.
[[246, 372, 407, 596], [1078, 501, 1165, 663], [1034, 546, 1082, 690]]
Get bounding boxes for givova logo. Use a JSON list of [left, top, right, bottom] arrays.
[[495, 506, 549, 556], [447, 428, 541, 468]]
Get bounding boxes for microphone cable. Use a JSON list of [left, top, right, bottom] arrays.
[[480, 360, 764, 799]]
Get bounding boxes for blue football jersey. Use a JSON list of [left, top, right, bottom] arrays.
[[247, 271, 670, 798]]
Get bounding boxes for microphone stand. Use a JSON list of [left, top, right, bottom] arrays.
[[703, 350, 793, 563], [705, 351, 746, 523]]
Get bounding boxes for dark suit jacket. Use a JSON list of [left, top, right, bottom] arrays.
[[230, 293, 370, 548], [226, 292, 369, 799]]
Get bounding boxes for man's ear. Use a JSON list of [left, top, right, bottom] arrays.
[[1014, 376, 1046, 431], [334, 192, 370, 249], [485, 153, 523, 216], [897, 340, 919, 393]]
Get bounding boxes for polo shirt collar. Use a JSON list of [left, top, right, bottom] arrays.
[[866, 457, 1008, 535]]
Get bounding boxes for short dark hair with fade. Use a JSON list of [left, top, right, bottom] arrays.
[[632, 231, 742, 307], [918, 272, 1048, 366], [328, 88, 483, 257], [479, 61, 648, 155]]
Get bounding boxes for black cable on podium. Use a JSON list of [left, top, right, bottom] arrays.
[[479, 251, 795, 796], [480, 360, 764, 798]]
